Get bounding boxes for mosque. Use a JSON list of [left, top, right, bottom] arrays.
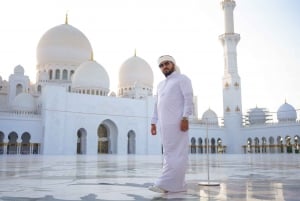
[[0, 0, 299, 155]]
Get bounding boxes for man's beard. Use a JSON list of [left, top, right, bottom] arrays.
[[163, 67, 175, 77]]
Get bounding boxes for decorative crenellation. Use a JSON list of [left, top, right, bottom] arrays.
[[224, 82, 229, 88], [225, 105, 241, 113], [224, 81, 240, 89], [226, 107, 230, 112]]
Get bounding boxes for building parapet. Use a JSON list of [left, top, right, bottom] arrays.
[[0, 111, 41, 119], [243, 120, 300, 129]]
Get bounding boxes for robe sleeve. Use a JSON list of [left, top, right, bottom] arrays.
[[151, 94, 158, 124], [179, 75, 194, 118]]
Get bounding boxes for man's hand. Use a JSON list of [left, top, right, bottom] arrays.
[[151, 124, 157, 135], [180, 119, 189, 132]]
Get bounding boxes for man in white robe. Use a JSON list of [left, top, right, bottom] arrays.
[[149, 55, 194, 193]]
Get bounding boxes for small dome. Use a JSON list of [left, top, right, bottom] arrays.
[[277, 102, 297, 122], [201, 108, 218, 125], [14, 65, 25, 75], [37, 23, 92, 66], [119, 56, 153, 88], [12, 93, 36, 112], [247, 107, 269, 125], [72, 60, 110, 90]]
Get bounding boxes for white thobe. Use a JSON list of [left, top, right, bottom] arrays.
[[151, 71, 193, 192]]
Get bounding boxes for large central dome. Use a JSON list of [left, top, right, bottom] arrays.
[[36, 23, 92, 66]]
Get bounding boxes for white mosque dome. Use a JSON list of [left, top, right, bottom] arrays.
[[12, 93, 36, 112], [277, 102, 297, 122], [36, 23, 92, 66], [72, 60, 110, 90], [247, 107, 269, 125], [14, 65, 25, 75], [119, 55, 154, 87], [201, 108, 218, 125]]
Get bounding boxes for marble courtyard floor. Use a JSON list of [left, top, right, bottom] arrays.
[[0, 154, 299, 201]]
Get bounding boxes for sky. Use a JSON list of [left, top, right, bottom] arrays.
[[0, 0, 300, 120]]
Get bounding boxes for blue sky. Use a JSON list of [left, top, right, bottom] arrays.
[[0, 0, 299, 120]]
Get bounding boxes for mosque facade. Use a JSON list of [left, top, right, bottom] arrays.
[[0, 0, 299, 155]]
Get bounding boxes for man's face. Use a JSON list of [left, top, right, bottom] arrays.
[[159, 61, 175, 77]]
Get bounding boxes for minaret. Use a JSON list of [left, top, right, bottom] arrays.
[[219, 0, 243, 153]]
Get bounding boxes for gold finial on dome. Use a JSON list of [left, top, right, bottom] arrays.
[[65, 12, 68, 24], [134, 49, 137, 57]]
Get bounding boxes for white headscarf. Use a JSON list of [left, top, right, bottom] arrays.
[[158, 55, 181, 73], [158, 55, 176, 65]]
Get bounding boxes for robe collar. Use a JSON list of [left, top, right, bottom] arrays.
[[166, 71, 179, 79]]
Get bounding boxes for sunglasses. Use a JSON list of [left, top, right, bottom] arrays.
[[159, 61, 170, 68]]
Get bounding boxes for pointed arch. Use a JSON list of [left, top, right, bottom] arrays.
[[191, 137, 196, 154], [8, 132, 18, 154], [98, 124, 108, 154], [285, 136, 292, 153], [247, 138, 252, 153], [98, 119, 118, 154], [277, 136, 284, 153], [261, 137, 267, 153], [70, 70, 75, 80], [127, 130, 136, 154], [16, 83, 23, 95], [204, 137, 209, 153], [21, 132, 31, 154], [211, 138, 216, 153], [55, 69, 60, 80], [254, 137, 260, 153], [49, 70, 53, 80], [77, 128, 87, 154], [217, 138, 224, 153], [37, 85, 42, 93], [62, 69, 68, 80], [294, 135, 299, 153], [0, 132, 4, 154], [269, 136, 275, 153], [198, 137, 203, 153]]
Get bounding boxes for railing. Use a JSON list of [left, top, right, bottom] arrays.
[[0, 111, 41, 118], [190, 145, 227, 154], [242, 144, 300, 154], [0, 143, 41, 155]]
